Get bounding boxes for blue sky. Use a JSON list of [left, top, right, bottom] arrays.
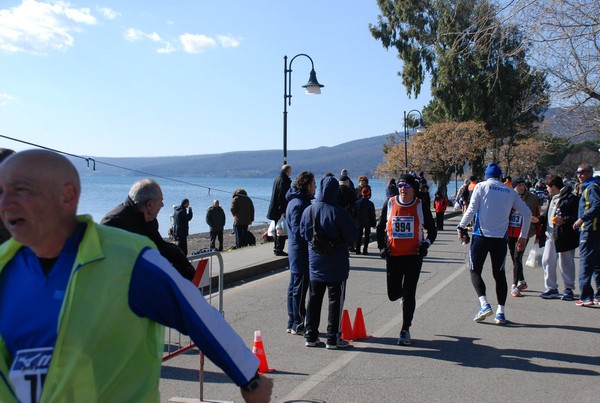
[[0, 0, 431, 158]]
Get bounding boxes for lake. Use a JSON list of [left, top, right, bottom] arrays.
[[80, 175, 438, 235]]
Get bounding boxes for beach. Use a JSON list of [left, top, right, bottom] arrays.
[[171, 223, 271, 255]]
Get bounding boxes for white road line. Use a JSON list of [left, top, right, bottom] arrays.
[[280, 263, 467, 402]]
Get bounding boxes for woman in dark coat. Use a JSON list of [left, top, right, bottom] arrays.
[[284, 171, 316, 334]]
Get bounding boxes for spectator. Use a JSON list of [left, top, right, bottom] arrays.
[[174, 198, 193, 255], [300, 175, 358, 349], [572, 165, 600, 306], [285, 171, 316, 335], [456, 179, 470, 212], [508, 178, 540, 297], [457, 162, 531, 324], [376, 174, 437, 345], [355, 176, 371, 200], [354, 187, 377, 255], [231, 189, 255, 249], [539, 176, 579, 301], [0, 148, 15, 244], [418, 183, 431, 212], [385, 178, 399, 200], [433, 190, 449, 230], [267, 165, 292, 256], [102, 179, 196, 281], [206, 199, 226, 251], [340, 168, 355, 191], [0, 150, 273, 402]]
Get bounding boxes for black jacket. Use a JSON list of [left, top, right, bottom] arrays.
[[539, 185, 580, 252], [267, 171, 291, 220], [206, 205, 226, 231], [174, 206, 193, 238], [355, 197, 377, 228], [101, 197, 195, 280]]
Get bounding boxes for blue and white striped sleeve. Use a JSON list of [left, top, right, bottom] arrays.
[[128, 248, 259, 387]]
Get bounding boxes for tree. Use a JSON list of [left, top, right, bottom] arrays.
[[370, 0, 549, 178], [376, 121, 492, 193]]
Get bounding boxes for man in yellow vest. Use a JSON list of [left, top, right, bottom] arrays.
[[377, 174, 437, 346], [0, 150, 272, 402]]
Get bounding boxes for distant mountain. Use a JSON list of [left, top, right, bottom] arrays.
[[79, 135, 390, 178]]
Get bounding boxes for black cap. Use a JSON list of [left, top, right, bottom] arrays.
[[398, 174, 417, 188]]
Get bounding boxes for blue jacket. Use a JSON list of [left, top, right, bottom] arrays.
[[285, 186, 311, 275], [578, 177, 600, 233], [300, 176, 358, 282]]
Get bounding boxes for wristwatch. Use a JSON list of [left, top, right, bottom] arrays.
[[241, 373, 261, 392]]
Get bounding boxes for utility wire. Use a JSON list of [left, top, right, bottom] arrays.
[[0, 134, 270, 202]]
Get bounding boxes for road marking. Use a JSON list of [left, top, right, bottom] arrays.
[[280, 263, 466, 402]]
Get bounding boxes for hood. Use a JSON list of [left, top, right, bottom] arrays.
[[233, 189, 247, 197], [285, 186, 303, 201], [317, 176, 340, 204], [559, 183, 574, 198]]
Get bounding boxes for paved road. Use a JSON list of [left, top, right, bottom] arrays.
[[160, 214, 600, 403]]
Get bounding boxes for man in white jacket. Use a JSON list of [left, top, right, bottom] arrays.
[[457, 163, 532, 325]]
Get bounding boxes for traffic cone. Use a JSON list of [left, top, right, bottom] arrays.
[[341, 309, 354, 341], [252, 330, 274, 374], [352, 307, 371, 340]]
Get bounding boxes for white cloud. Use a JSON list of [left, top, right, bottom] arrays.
[[216, 34, 240, 48], [97, 7, 119, 20], [0, 93, 14, 107], [124, 28, 161, 43], [179, 33, 216, 54], [124, 28, 242, 54], [0, 0, 96, 55]]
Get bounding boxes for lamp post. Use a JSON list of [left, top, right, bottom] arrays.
[[283, 54, 324, 165], [403, 110, 426, 174]]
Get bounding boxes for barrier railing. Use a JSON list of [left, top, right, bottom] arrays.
[[162, 249, 226, 402]]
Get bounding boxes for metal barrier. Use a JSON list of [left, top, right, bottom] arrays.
[[162, 249, 226, 402]]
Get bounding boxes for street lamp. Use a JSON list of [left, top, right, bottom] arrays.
[[403, 110, 426, 174], [283, 54, 324, 165]]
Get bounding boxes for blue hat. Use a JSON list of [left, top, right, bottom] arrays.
[[485, 163, 502, 179]]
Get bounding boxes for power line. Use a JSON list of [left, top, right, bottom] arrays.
[[0, 134, 270, 202]]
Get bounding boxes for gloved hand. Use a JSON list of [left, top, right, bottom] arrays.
[[418, 241, 430, 257], [379, 248, 390, 259]]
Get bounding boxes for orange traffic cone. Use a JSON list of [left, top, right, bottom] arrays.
[[352, 307, 371, 340], [341, 309, 354, 341], [252, 331, 274, 374]]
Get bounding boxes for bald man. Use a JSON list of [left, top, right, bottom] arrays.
[[206, 199, 226, 251], [0, 150, 272, 402]]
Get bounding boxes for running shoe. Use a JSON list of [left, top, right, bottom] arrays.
[[291, 325, 305, 336], [561, 289, 574, 301], [326, 338, 350, 350], [517, 281, 528, 291], [305, 338, 322, 347], [511, 286, 522, 297], [540, 289, 560, 299], [575, 299, 594, 307], [494, 313, 506, 324], [397, 330, 411, 346], [473, 304, 493, 322], [594, 298, 600, 306]]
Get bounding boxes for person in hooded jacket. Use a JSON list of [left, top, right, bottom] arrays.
[[300, 175, 358, 349], [284, 171, 316, 335], [538, 176, 579, 301], [230, 189, 255, 249]]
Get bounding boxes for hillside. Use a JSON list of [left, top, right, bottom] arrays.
[[78, 134, 390, 178]]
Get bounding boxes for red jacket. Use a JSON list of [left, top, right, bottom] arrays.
[[434, 197, 449, 213]]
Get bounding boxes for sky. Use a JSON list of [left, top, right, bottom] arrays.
[[0, 0, 432, 158]]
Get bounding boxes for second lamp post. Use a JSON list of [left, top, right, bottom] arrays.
[[403, 110, 426, 174]]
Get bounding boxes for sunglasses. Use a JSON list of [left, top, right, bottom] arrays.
[[576, 170, 590, 174], [397, 183, 412, 189]]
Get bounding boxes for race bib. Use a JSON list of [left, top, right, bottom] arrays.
[[509, 211, 522, 228], [391, 216, 414, 239], [9, 347, 53, 403]]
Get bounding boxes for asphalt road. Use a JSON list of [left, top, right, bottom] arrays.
[[160, 214, 600, 403]]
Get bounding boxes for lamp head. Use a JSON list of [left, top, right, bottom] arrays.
[[302, 69, 324, 95]]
